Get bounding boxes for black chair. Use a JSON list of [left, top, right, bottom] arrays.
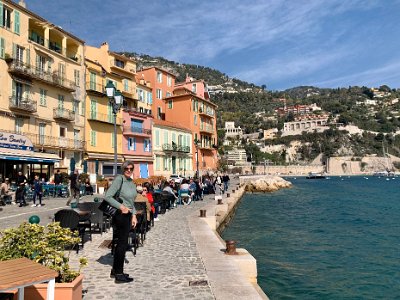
[[78, 202, 108, 234], [54, 209, 85, 253], [134, 202, 147, 244]]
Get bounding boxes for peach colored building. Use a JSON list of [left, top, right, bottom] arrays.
[[165, 85, 218, 176], [136, 67, 176, 120]]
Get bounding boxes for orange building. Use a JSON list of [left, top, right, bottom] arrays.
[[136, 67, 176, 120], [165, 86, 218, 175]]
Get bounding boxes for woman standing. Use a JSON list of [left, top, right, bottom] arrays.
[[105, 161, 138, 283]]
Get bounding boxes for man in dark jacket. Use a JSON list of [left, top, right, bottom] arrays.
[[16, 171, 27, 207], [222, 174, 230, 193], [66, 170, 80, 206]]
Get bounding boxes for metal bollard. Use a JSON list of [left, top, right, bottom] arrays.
[[232, 189, 235, 194], [217, 199, 223, 205], [200, 209, 207, 217], [225, 240, 238, 255], [226, 193, 230, 198]]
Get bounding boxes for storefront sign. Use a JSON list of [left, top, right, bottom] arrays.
[[0, 132, 33, 151]]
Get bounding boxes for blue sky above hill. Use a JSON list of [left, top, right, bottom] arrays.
[[26, 0, 400, 90]]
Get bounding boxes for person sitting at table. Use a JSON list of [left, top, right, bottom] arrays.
[[135, 186, 152, 223], [0, 178, 15, 205], [162, 180, 178, 208], [84, 178, 94, 195], [143, 182, 158, 221], [104, 160, 137, 283], [179, 179, 191, 205]]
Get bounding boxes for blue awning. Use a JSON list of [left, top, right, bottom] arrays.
[[0, 149, 60, 163]]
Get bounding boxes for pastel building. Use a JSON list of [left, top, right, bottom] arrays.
[[152, 119, 193, 178], [0, 0, 85, 179], [136, 66, 176, 120]]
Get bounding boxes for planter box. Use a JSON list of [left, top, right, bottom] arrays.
[[22, 274, 83, 300]]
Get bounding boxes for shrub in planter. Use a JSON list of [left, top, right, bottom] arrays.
[[0, 222, 87, 283]]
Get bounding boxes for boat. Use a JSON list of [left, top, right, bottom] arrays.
[[306, 172, 326, 179]]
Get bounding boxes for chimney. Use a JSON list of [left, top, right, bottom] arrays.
[[19, 0, 26, 8]]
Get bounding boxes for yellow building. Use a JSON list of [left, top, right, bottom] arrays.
[[0, 0, 85, 180], [84, 42, 138, 177]]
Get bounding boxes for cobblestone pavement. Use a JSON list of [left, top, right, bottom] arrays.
[[0, 191, 220, 299]]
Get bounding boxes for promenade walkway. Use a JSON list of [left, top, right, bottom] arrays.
[[0, 178, 266, 299]]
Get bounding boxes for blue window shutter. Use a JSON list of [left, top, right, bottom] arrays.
[[14, 11, 20, 34], [133, 138, 136, 151]]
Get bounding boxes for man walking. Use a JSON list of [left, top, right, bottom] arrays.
[[66, 170, 80, 206], [16, 171, 27, 207], [223, 173, 230, 193]]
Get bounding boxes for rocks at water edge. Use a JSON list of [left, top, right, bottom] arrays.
[[244, 176, 292, 192]]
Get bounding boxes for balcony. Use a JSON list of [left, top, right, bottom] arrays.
[[7, 60, 77, 92], [24, 132, 85, 150], [86, 81, 105, 96], [9, 96, 37, 113], [121, 87, 137, 99], [53, 108, 75, 122], [198, 144, 214, 150], [88, 112, 122, 124], [123, 125, 151, 136], [199, 124, 214, 134], [199, 108, 215, 118], [162, 143, 190, 153]]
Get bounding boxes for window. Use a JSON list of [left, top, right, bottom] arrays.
[[36, 55, 46, 72], [167, 75, 172, 87], [15, 45, 23, 62], [131, 119, 143, 133], [168, 100, 173, 109], [124, 79, 129, 92], [39, 123, 45, 144], [15, 118, 23, 134], [157, 107, 162, 119], [59, 127, 66, 138], [144, 139, 151, 152], [138, 89, 144, 101], [90, 99, 97, 118], [164, 130, 168, 144], [156, 89, 162, 99], [194, 115, 197, 125], [57, 95, 64, 109], [39, 89, 47, 106], [128, 137, 136, 151], [163, 157, 169, 171], [155, 129, 160, 146], [166, 92, 171, 97], [90, 130, 97, 146], [148, 92, 152, 104], [157, 71, 162, 83], [192, 83, 197, 93], [14, 10, 20, 34], [155, 156, 161, 171], [1, 5, 12, 30], [115, 59, 124, 68], [89, 72, 96, 90], [74, 70, 80, 87], [73, 100, 79, 114]]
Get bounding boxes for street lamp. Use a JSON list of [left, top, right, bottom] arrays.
[[194, 138, 200, 179], [105, 81, 123, 176]]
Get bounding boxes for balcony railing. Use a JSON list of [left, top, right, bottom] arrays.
[[86, 81, 105, 95], [28, 36, 81, 64], [53, 108, 75, 121], [199, 108, 215, 117], [162, 143, 190, 153], [7, 60, 77, 91], [123, 125, 152, 135], [199, 124, 214, 134], [9, 96, 37, 112], [24, 132, 85, 150], [88, 111, 122, 124]]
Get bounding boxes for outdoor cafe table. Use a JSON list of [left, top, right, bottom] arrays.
[[0, 257, 58, 300]]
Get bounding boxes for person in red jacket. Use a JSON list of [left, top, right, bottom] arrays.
[[143, 182, 158, 221]]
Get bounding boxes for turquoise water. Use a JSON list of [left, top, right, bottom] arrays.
[[221, 176, 400, 299]]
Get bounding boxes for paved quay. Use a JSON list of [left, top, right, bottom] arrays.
[[0, 178, 267, 299]]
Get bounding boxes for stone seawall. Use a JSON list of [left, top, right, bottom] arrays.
[[189, 176, 292, 299]]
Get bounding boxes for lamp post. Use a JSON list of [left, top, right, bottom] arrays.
[[105, 81, 123, 176], [194, 138, 200, 179]]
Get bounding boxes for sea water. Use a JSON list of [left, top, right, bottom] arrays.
[[221, 176, 400, 299]]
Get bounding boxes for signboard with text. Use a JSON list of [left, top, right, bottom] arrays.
[[0, 132, 34, 151]]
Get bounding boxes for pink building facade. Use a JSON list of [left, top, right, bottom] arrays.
[[122, 109, 154, 178]]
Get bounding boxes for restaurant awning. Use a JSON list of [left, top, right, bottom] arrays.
[[0, 149, 61, 163]]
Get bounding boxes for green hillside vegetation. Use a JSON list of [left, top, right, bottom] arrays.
[[121, 52, 400, 162]]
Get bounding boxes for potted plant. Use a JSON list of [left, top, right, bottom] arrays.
[[0, 222, 87, 300], [4, 53, 13, 64]]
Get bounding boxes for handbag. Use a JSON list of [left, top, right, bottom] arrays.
[[98, 177, 123, 217]]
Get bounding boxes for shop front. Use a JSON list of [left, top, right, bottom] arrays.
[[0, 132, 60, 183]]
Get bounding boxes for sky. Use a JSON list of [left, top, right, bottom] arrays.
[[25, 0, 400, 91]]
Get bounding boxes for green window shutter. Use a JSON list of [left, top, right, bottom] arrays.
[[26, 48, 30, 65], [12, 43, 16, 59], [155, 130, 160, 146], [0, 38, 5, 59], [0, 3, 3, 27], [14, 10, 20, 34], [12, 80, 16, 96]]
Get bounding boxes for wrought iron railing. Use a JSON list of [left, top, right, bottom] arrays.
[[53, 108, 75, 121], [9, 96, 37, 112]]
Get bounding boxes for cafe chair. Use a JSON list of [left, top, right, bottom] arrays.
[[54, 209, 86, 253], [178, 189, 190, 205]]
